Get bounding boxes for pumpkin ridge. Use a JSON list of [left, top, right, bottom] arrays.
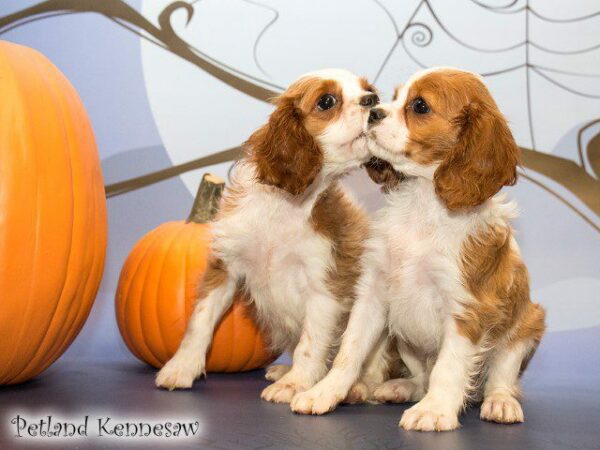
[[116, 230, 162, 357], [173, 225, 197, 353], [238, 306, 257, 372], [35, 65, 105, 376], [16, 58, 80, 381], [63, 67, 107, 351], [182, 227, 195, 327], [162, 224, 192, 355], [116, 243, 143, 356], [2, 51, 72, 383], [138, 225, 180, 366], [41, 159, 97, 375], [183, 225, 210, 320], [244, 322, 262, 372], [226, 299, 236, 371], [153, 223, 189, 363], [58, 81, 107, 365], [124, 226, 172, 366], [137, 223, 182, 367], [155, 226, 190, 356], [0, 47, 36, 383]]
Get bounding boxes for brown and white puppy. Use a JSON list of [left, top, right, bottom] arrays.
[[156, 69, 392, 404], [291, 67, 545, 431]]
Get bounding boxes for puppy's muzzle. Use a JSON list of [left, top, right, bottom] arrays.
[[360, 93, 379, 108]]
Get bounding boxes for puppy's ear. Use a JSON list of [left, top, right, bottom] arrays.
[[248, 96, 322, 196], [434, 102, 520, 210], [364, 158, 404, 193]]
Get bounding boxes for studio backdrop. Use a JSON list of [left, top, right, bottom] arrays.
[[1, 0, 598, 361]]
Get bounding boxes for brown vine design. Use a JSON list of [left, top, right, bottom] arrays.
[[0, 0, 281, 101], [0, 0, 598, 232]]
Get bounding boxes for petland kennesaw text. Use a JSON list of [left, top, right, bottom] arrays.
[[10, 415, 200, 439]]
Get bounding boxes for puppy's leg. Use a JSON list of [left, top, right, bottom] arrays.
[[481, 302, 544, 424], [344, 333, 390, 404], [265, 364, 291, 382], [400, 321, 477, 432], [156, 259, 237, 390], [261, 291, 344, 404], [290, 267, 388, 414], [480, 339, 535, 424], [373, 342, 426, 404]]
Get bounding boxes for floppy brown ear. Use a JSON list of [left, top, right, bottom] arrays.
[[364, 157, 404, 193], [433, 102, 520, 210], [248, 97, 322, 195]]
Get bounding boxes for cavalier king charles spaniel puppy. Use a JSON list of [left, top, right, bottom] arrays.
[[156, 69, 396, 404], [291, 67, 545, 431]]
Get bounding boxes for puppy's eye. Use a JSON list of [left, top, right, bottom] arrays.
[[411, 97, 430, 114], [317, 94, 337, 111]]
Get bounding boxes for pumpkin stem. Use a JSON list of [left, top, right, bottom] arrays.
[[187, 173, 225, 223]]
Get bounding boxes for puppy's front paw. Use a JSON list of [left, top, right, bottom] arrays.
[[265, 364, 291, 382], [155, 357, 204, 391], [373, 378, 417, 404], [480, 392, 524, 424], [291, 385, 345, 415], [343, 381, 370, 404], [400, 401, 460, 432], [261, 380, 306, 404]]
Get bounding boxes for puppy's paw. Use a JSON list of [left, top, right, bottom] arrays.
[[373, 378, 417, 404], [261, 380, 306, 404], [480, 392, 524, 424], [291, 385, 345, 415], [155, 357, 204, 391], [400, 400, 460, 432], [265, 364, 291, 382], [343, 381, 370, 404]]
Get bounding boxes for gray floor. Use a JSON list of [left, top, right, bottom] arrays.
[[1, 327, 600, 450]]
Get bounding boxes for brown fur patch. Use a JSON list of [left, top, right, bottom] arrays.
[[197, 256, 228, 301], [247, 77, 343, 195], [247, 99, 323, 196], [434, 101, 520, 210], [364, 157, 404, 193], [512, 302, 546, 345], [310, 183, 369, 305], [454, 226, 545, 346], [216, 164, 247, 217], [360, 77, 377, 93]]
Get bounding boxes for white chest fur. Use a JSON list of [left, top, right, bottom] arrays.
[[372, 178, 512, 355], [211, 170, 333, 351]]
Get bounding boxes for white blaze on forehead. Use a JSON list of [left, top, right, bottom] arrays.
[[393, 66, 484, 107], [297, 68, 365, 101], [393, 67, 446, 107]]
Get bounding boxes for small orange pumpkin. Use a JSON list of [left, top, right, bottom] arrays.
[[115, 174, 277, 371], [0, 41, 107, 384]]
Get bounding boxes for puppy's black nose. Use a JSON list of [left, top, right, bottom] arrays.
[[360, 93, 379, 108], [368, 107, 387, 124]]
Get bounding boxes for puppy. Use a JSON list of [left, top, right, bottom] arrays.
[[291, 67, 545, 431], [156, 69, 391, 404]]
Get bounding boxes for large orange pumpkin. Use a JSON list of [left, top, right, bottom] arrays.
[[115, 174, 277, 371], [0, 41, 107, 385]]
